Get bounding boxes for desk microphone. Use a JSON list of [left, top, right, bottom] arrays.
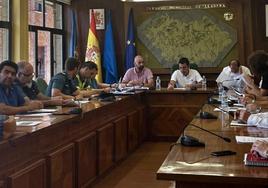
[[180, 123, 231, 147], [200, 93, 218, 119]]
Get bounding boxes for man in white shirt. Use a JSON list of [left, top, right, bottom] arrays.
[[167, 57, 202, 90], [216, 59, 251, 89]]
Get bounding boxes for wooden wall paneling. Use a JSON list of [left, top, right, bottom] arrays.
[[69, 0, 125, 76], [230, 1, 246, 63], [127, 111, 139, 152], [75, 132, 97, 188], [97, 123, 115, 175], [138, 107, 147, 143], [114, 116, 128, 162], [7, 159, 46, 188], [47, 143, 75, 188]]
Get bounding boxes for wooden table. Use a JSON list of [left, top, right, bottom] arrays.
[[145, 88, 215, 141], [0, 94, 146, 188], [157, 104, 268, 188]]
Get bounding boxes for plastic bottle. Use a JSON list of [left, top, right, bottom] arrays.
[[155, 76, 161, 90], [221, 89, 228, 108], [220, 89, 229, 127], [202, 75, 207, 90]]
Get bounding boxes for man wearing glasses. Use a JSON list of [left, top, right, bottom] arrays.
[[16, 61, 64, 106]]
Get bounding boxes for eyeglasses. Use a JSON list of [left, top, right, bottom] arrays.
[[20, 72, 34, 77]]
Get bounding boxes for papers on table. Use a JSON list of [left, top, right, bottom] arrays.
[[214, 107, 246, 112], [17, 113, 52, 117], [28, 109, 58, 113], [174, 88, 188, 90], [235, 136, 268, 143], [233, 103, 245, 107], [230, 120, 255, 127], [16, 121, 42, 127]]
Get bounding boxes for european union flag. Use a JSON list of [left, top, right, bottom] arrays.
[[69, 10, 77, 57], [103, 10, 118, 84], [125, 8, 136, 71]]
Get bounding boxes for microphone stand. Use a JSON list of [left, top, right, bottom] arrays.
[[179, 123, 231, 147]]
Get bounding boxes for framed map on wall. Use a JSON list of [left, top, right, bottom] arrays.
[[136, 8, 238, 68]]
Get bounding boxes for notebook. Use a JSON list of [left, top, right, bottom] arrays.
[[244, 153, 268, 167]]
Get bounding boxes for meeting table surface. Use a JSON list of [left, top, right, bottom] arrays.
[[157, 104, 268, 187]]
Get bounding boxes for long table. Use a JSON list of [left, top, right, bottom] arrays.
[[0, 88, 214, 188], [157, 104, 268, 188], [0, 94, 146, 188]]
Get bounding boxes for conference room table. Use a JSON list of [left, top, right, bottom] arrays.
[[157, 104, 268, 188], [0, 88, 215, 188]]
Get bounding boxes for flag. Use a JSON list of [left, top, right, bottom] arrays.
[[103, 10, 118, 84], [85, 9, 102, 82], [69, 10, 78, 58], [125, 8, 136, 71]]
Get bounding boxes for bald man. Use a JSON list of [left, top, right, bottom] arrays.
[[16, 61, 64, 106], [122, 55, 154, 88]]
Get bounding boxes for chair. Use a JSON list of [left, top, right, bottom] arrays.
[[35, 77, 48, 95], [171, 63, 198, 73]]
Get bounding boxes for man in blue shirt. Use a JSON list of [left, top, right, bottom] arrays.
[[0, 60, 43, 115]]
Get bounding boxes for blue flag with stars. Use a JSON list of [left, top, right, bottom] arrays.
[[69, 9, 77, 57], [103, 10, 118, 84], [125, 8, 136, 71]]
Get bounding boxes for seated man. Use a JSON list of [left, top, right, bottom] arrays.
[[46, 57, 83, 99], [216, 59, 251, 90], [74, 61, 113, 91], [16, 61, 64, 106], [167, 57, 202, 90], [122, 55, 154, 88], [0, 60, 43, 115]]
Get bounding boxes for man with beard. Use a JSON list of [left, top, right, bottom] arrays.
[[122, 55, 154, 88], [0, 60, 43, 115], [167, 57, 203, 90]]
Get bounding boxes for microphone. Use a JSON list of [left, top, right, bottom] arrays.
[[200, 91, 218, 119], [180, 123, 231, 147]]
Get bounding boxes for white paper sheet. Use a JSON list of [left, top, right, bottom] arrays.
[[235, 136, 268, 143]]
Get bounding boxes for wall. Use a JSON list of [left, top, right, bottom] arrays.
[[67, 0, 125, 76], [67, 0, 268, 82]]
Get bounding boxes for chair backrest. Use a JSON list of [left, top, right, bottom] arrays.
[[171, 63, 199, 73], [35, 77, 48, 95]]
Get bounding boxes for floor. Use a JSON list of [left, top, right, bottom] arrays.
[[92, 142, 175, 188]]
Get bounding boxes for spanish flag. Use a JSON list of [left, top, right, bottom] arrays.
[[85, 9, 102, 82]]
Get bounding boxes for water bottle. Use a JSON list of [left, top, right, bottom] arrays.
[[202, 75, 207, 90], [220, 90, 229, 127], [221, 90, 228, 108], [218, 83, 224, 101], [155, 76, 161, 90]]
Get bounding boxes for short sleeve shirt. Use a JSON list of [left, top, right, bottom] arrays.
[[17, 80, 40, 100], [170, 69, 202, 88], [122, 67, 153, 85], [216, 66, 252, 89], [46, 72, 77, 97], [0, 84, 25, 106]]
